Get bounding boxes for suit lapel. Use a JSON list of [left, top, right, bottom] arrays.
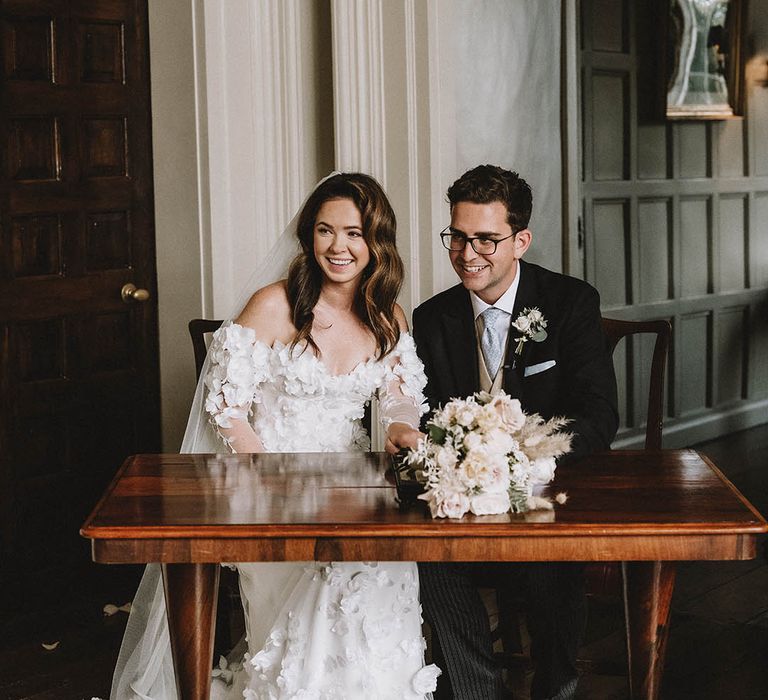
[[504, 261, 540, 393], [510, 261, 539, 327], [441, 288, 479, 399]]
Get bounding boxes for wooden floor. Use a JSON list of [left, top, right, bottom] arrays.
[[1, 425, 766, 699]]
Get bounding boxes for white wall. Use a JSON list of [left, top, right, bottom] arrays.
[[148, 0, 209, 451], [452, 0, 563, 271], [203, 0, 334, 316]]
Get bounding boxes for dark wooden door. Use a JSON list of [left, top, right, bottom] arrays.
[[0, 0, 159, 608]]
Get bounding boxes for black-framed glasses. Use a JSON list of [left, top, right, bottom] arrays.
[[439, 227, 515, 255]]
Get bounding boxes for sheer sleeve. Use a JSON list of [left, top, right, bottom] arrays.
[[204, 322, 271, 453], [378, 332, 429, 431]]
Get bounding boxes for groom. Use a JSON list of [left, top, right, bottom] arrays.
[[411, 165, 619, 699]]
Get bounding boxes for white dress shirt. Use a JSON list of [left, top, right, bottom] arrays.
[[469, 263, 522, 351], [470, 265, 522, 387]]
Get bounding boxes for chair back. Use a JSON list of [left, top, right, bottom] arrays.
[[188, 319, 224, 380], [600, 318, 671, 450]]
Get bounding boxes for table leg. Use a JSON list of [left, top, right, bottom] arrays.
[[621, 561, 676, 700], [161, 563, 220, 700]]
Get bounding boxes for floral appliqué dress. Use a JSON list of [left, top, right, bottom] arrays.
[[202, 322, 440, 700]]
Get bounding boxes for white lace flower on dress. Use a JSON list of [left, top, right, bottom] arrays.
[[211, 654, 243, 685], [278, 342, 324, 396], [412, 664, 441, 694], [378, 333, 428, 431], [389, 334, 428, 411], [240, 561, 436, 698], [204, 323, 265, 429], [204, 328, 427, 456]]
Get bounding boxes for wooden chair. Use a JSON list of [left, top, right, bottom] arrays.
[[584, 318, 672, 595], [189, 318, 225, 379], [600, 317, 671, 451], [492, 316, 672, 680], [188, 318, 240, 653]]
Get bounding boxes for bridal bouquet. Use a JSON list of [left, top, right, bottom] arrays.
[[399, 391, 572, 519]]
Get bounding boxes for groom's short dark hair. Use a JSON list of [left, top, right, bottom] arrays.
[[447, 164, 533, 233]]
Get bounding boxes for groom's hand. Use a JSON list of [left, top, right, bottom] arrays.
[[385, 422, 424, 454]]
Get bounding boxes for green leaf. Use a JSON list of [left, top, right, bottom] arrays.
[[428, 424, 447, 444], [508, 487, 529, 513], [532, 330, 547, 342]]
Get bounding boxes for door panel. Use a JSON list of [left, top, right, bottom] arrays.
[[0, 0, 159, 608]]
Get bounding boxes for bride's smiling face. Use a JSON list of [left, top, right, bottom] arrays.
[[313, 197, 371, 286]]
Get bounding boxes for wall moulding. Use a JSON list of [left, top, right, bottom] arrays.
[[331, 0, 386, 179]]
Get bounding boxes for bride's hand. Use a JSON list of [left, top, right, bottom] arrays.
[[385, 422, 424, 454]]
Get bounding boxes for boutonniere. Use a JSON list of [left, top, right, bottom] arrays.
[[511, 307, 548, 354]]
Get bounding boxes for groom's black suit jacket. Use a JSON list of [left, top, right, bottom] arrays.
[[412, 260, 619, 461]]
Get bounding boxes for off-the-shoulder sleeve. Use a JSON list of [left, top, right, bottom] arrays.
[[203, 322, 271, 452], [378, 332, 429, 431]]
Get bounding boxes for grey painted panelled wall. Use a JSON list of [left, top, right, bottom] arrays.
[[580, 0, 768, 448]]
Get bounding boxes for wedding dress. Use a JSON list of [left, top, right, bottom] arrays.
[[111, 321, 439, 700]]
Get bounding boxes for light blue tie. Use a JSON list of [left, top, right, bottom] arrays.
[[481, 307, 509, 378]]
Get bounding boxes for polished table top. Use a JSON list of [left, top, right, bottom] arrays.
[[81, 449, 768, 564]]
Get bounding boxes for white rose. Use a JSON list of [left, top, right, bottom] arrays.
[[481, 463, 511, 493], [529, 457, 557, 484], [440, 490, 470, 519], [464, 450, 505, 487], [412, 664, 442, 694], [435, 446, 459, 470], [461, 449, 489, 487], [463, 431, 483, 451], [491, 396, 525, 432], [529, 308, 543, 323], [456, 407, 476, 428], [485, 429, 515, 455], [475, 405, 502, 433], [513, 315, 531, 333], [470, 491, 511, 515]]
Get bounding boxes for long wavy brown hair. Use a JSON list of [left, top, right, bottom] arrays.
[[286, 173, 404, 359]]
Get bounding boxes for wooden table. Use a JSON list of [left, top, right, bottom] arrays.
[[81, 449, 767, 700]]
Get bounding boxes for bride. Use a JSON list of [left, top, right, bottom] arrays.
[[111, 173, 440, 699]]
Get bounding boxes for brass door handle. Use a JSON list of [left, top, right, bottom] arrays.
[[121, 283, 151, 303]]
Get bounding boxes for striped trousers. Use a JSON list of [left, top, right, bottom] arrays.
[[418, 562, 586, 700]]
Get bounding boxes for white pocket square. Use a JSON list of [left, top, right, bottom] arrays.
[[524, 360, 556, 377]]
